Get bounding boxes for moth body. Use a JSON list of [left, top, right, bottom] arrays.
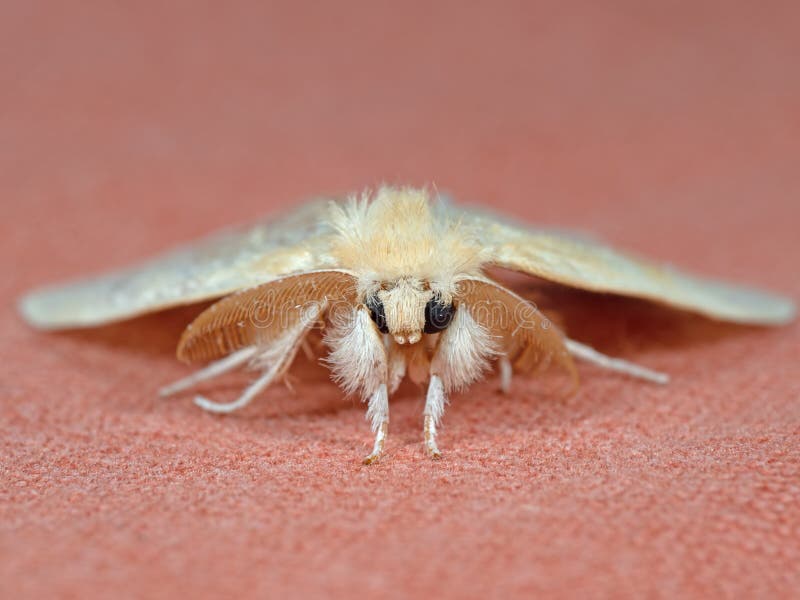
[[19, 186, 795, 463]]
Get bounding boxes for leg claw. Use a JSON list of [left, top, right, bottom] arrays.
[[363, 420, 388, 465], [425, 440, 442, 460], [423, 413, 442, 460], [362, 452, 382, 465]]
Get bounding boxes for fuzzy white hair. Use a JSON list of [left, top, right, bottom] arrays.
[[324, 305, 388, 399], [431, 305, 501, 392]]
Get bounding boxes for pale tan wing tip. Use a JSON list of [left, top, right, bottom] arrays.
[[758, 296, 796, 325], [18, 291, 79, 330], [17, 281, 226, 331], [17, 287, 121, 331], [17, 290, 64, 330], [698, 286, 796, 326]]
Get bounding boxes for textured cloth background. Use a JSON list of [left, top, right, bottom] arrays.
[[2, 3, 799, 598]]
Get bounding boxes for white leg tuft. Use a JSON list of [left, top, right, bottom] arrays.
[[423, 375, 446, 459], [365, 383, 389, 432], [424, 374, 447, 425], [363, 384, 390, 464]]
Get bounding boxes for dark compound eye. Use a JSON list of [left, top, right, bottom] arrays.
[[424, 298, 455, 333], [366, 295, 389, 333]]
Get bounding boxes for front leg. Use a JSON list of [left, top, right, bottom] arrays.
[[363, 383, 389, 464], [325, 305, 390, 464], [423, 375, 446, 459], [424, 304, 499, 459]]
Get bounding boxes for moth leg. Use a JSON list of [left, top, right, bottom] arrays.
[[194, 358, 284, 414], [300, 339, 315, 361], [363, 383, 389, 465], [387, 341, 406, 395], [159, 346, 258, 397], [498, 356, 513, 394], [565, 339, 670, 384], [191, 310, 318, 413], [423, 374, 446, 459]]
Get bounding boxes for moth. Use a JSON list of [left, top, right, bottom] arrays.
[[19, 186, 796, 463]]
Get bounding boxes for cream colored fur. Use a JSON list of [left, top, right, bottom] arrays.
[[328, 186, 490, 298]]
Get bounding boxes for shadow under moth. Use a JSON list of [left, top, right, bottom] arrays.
[[19, 187, 796, 463]]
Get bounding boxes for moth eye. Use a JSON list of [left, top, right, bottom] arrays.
[[366, 295, 389, 334], [424, 298, 455, 333]]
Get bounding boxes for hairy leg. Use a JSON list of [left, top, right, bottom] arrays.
[[363, 383, 389, 464], [159, 347, 258, 397], [565, 338, 669, 384], [191, 317, 316, 413], [194, 363, 283, 414], [423, 375, 445, 459]]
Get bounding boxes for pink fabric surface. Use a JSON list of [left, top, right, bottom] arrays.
[[2, 3, 799, 598]]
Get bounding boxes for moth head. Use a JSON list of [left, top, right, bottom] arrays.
[[363, 277, 456, 344]]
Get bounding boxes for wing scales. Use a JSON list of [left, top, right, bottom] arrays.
[[454, 206, 795, 326], [19, 199, 336, 329], [458, 277, 577, 384], [177, 269, 358, 364]]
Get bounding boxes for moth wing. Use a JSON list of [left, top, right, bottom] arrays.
[[459, 277, 578, 383], [19, 199, 337, 329], [452, 204, 796, 325]]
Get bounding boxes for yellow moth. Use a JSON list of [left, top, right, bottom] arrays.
[[19, 187, 796, 463]]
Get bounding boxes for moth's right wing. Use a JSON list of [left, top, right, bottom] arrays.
[[448, 202, 796, 326], [19, 199, 338, 329]]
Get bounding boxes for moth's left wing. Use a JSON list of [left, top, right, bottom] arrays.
[[19, 199, 337, 329], [452, 204, 796, 326]]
